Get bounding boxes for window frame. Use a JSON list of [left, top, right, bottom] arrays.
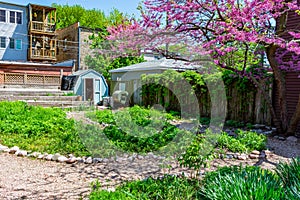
[[0, 9, 6, 23], [9, 37, 14, 49], [0, 37, 6, 48], [15, 39, 22, 50]]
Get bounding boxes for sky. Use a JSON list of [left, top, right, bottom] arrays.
[[3, 0, 142, 17]]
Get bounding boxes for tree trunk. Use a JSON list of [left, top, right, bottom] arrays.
[[286, 94, 300, 136], [266, 45, 289, 134]]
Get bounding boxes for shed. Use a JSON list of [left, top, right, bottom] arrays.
[[62, 69, 108, 104], [109, 58, 201, 104]]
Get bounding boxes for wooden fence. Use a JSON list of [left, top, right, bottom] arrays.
[[140, 80, 272, 125]]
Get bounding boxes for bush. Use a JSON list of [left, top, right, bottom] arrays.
[[89, 175, 202, 200], [201, 165, 285, 200], [217, 129, 266, 153], [276, 158, 300, 199]]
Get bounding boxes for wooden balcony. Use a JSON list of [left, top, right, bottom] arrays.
[[28, 47, 57, 61], [30, 21, 56, 35]]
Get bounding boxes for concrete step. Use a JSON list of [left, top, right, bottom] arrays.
[[0, 89, 73, 96], [24, 100, 92, 108], [0, 95, 81, 101]]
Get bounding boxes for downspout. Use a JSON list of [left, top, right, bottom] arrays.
[[78, 22, 81, 71]]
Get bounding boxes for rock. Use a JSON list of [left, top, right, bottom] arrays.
[[286, 136, 298, 142], [93, 158, 102, 163], [237, 154, 248, 160], [263, 150, 272, 154], [102, 158, 109, 162], [278, 136, 286, 141], [85, 157, 93, 164], [226, 154, 233, 159], [233, 153, 239, 159], [259, 152, 266, 158], [249, 154, 259, 159], [273, 135, 279, 139], [51, 153, 61, 161], [16, 150, 27, 157], [9, 146, 19, 154], [253, 129, 263, 134], [45, 154, 53, 161], [137, 155, 144, 160], [127, 156, 134, 162], [77, 157, 84, 163], [251, 150, 260, 155], [272, 128, 277, 132], [29, 152, 41, 158], [0, 145, 9, 152], [57, 156, 68, 163], [66, 157, 77, 164], [37, 154, 44, 159], [253, 124, 265, 129], [263, 131, 273, 135]]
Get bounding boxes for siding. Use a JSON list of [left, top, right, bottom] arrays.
[[0, 2, 28, 61]]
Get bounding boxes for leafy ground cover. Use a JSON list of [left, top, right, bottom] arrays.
[[90, 158, 300, 200], [0, 101, 88, 156]]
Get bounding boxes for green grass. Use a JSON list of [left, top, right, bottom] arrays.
[[0, 101, 89, 156], [89, 175, 202, 200]]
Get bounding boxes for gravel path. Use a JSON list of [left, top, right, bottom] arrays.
[[0, 111, 298, 199]]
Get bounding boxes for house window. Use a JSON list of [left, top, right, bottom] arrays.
[[0, 10, 5, 22], [15, 39, 22, 50], [0, 37, 6, 48], [9, 38, 14, 49], [9, 11, 22, 24], [10, 11, 15, 23], [16, 12, 22, 24]]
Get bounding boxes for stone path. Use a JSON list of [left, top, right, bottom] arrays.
[[0, 111, 298, 199], [0, 144, 296, 200]]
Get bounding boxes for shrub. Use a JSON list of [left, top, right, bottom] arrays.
[[276, 158, 300, 199], [201, 165, 285, 200], [89, 175, 202, 200], [217, 130, 266, 153]]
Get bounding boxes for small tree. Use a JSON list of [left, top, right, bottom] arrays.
[[107, 0, 300, 136]]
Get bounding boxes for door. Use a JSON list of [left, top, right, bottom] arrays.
[[94, 79, 101, 104], [84, 78, 94, 102]]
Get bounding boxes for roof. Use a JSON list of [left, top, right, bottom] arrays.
[[109, 58, 202, 73], [28, 4, 56, 12], [0, 60, 73, 68], [0, 1, 26, 8], [71, 69, 104, 77]]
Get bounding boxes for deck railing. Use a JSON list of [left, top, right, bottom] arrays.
[[30, 21, 55, 33], [0, 73, 61, 86]]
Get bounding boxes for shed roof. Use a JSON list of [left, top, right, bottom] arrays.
[[71, 69, 103, 77], [109, 58, 202, 73]]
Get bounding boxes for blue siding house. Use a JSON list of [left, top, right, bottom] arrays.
[[0, 1, 28, 61]]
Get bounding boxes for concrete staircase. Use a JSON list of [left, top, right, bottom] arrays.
[[0, 89, 91, 108]]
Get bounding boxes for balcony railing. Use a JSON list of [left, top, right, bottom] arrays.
[[29, 47, 56, 61], [30, 21, 56, 34], [0, 73, 61, 86]]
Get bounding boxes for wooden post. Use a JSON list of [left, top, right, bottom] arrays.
[[24, 73, 27, 85]]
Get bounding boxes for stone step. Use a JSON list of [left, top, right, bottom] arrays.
[[0, 89, 73, 96], [24, 100, 92, 108], [0, 95, 81, 101]]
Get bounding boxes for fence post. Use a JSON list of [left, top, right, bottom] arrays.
[[24, 73, 27, 85]]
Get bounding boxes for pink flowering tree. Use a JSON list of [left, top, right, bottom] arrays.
[[107, 0, 300, 136]]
